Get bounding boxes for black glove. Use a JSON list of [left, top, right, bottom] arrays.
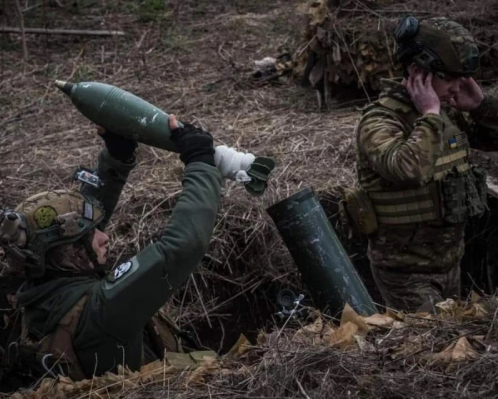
[[99, 129, 137, 164], [171, 123, 215, 166]]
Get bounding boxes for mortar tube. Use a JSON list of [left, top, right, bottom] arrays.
[[267, 187, 377, 316]]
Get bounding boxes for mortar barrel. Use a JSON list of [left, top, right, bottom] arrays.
[[267, 187, 377, 316]]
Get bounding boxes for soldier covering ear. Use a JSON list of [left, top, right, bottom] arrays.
[[352, 16, 498, 311]]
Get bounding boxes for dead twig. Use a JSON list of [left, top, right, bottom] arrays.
[[0, 27, 125, 36]]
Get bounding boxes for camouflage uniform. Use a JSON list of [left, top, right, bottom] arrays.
[[356, 79, 498, 312]]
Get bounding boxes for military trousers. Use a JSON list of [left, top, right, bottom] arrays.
[[368, 222, 465, 312]]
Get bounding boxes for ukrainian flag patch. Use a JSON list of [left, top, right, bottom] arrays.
[[448, 137, 458, 149]]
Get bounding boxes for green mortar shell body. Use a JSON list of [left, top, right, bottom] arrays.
[[65, 81, 179, 153], [267, 187, 377, 316]]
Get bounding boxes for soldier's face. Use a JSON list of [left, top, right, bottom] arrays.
[[92, 228, 109, 265], [431, 74, 461, 103]]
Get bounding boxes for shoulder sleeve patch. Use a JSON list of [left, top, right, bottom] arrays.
[[105, 258, 137, 285], [114, 261, 132, 279]]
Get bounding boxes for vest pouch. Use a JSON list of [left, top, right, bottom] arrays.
[[441, 169, 467, 224], [339, 187, 378, 237], [466, 166, 488, 218]]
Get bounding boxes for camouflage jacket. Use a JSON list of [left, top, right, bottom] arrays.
[[356, 79, 498, 193]]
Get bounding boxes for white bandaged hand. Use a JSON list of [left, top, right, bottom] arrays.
[[214, 145, 255, 182]]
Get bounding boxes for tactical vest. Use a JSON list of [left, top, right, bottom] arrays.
[[362, 97, 487, 225], [0, 295, 88, 387], [1, 297, 207, 385]]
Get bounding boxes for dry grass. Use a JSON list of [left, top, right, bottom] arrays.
[[3, 1, 498, 397], [0, 0, 360, 355], [11, 297, 498, 398]]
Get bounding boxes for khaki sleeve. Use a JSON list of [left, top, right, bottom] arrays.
[[90, 162, 222, 342], [357, 109, 444, 185]]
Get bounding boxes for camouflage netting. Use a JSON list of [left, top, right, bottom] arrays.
[[296, 0, 498, 105]]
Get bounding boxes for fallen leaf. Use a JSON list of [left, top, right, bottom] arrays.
[[432, 337, 478, 362], [257, 331, 267, 346], [323, 321, 358, 349], [226, 334, 251, 359], [321, 324, 336, 343], [386, 309, 405, 321], [297, 316, 323, 335], [185, 363, 218, 386], [341, 303, 368, 335], [363, 314, 394, 329], [463, 303, 488, 319], [435, 298, 457, 312], [140, 360, 163, 374], [453, 337, 478, 360]]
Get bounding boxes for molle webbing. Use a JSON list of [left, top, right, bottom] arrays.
[[433, 149, 469, 180], [369, 148, 470, 225], [365, 97, 471, 225], [369, 185, 441, 225]]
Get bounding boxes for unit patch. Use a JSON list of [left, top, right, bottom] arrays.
[[448, 137, 458, 149], [113, 261, 132, 280], [33, 206, 57, 228]]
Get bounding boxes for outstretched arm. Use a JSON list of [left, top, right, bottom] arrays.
[[93, 162, 221, 341], [80, 129, 137, 231], [87, 117, 222, 342]]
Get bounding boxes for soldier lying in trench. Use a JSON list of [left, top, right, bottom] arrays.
[[0, 115, 221, 383]]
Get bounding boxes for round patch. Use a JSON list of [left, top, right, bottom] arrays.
[[114, 261, 132, 280], [33, 206, 58, 228]]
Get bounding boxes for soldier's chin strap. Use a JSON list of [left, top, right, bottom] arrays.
[[82, 234, 108, 277]]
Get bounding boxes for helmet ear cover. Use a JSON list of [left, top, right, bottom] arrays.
[[394, 15, 419, 43]]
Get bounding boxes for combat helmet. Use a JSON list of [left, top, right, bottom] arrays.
[[0, 191, 104, 279], [394, 16, 480, 77]]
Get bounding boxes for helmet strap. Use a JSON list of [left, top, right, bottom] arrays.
[[82, 234, 107, 276]]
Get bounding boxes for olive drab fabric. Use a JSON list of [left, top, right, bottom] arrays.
[[339, 187, 378, 237], [16, 149, 222, 379], [20, 295, 90, 381], [422, 18, 480, 76], [355, 79, 498, 311], [396, 17, 480, 77]]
